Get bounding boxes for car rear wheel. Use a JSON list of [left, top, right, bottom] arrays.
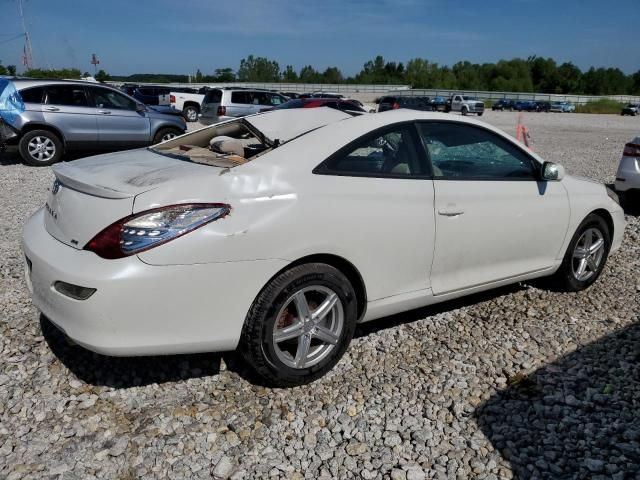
[[550, 214, 610, 291], [183, 105, 199, 122], [239, 263, 357, 387], [153, 127, 182, 144], [461, 107, 468, 116], [19, 130, 63, 166]]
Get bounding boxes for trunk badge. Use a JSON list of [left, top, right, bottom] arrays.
[[52, 179, 62, 195]]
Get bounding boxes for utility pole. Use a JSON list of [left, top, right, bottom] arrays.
[[17, 0, 34, 69]]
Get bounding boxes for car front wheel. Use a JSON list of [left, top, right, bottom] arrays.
[[183, 105, 199, 122], [550, 214, 611, 291], [153, 127, 183, 144], [239, 263, 357, 387], [19, 130, 63, 166]]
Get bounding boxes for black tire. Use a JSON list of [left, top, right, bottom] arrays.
[[18, 130, 63, 166], [152, 127, 183, 144], [461, 106, 468, 116], [238, 263, 358, 387], [477, 112, 483, 117], [549, 214, 611, 292], [183, 105, 199, 122]]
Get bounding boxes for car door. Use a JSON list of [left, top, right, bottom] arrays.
[[42, 84, 98, 148], [229, 91, 254, 117], [87, 86, 150, 147], [314, 123, 436, 301], [416, 121, 570, 295], [452, 95, 462, 111]]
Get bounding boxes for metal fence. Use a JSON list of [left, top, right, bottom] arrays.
[[386, 88, 640, 105]]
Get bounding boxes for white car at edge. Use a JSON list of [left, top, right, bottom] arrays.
[[22, 108, 625, 386], [615, 137, 640, 204]]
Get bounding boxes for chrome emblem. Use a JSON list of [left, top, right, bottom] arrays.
[[51, 179, 61, 195]]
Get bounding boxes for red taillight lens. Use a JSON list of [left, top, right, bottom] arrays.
[[392, 102, 400, 109], [84, 204, 230, 259], [217, 106, 226, 116], [170, 94, 176, 103], [623, 143, 640, 157]]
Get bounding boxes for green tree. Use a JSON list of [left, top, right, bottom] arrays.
[[95, 69, 110, 82], [557, 62, 583, 94], [282, 65, 298, 82], [195, 69, 203, 82], [7, 65, 16, 76], [0, 63, 7, 76], [298, 65, 320, 83], [321, 66, 343, 84], [237, 55, 280, 82], [23, 68, 82, 79]]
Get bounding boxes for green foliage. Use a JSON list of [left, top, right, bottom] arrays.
[[237, 55, 280, 82], [23, 68, 82, 79], [94, 69, 110, 82], [0, 64, 6, 76], [575, 99, 625, 114]]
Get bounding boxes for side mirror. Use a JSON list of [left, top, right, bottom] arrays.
[[541, 161, 565, 181]]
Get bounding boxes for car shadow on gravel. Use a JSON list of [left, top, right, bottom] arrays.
[[40, 315, 224, 388], [476, 322, 640, 478]]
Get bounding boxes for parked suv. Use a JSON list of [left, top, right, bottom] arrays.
[[199, 88, 288, 125], [492, 99, 515, 111], [377, 96, 433, 112], [0, 79, 186, 166]]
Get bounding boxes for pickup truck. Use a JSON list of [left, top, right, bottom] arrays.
[[169, 90, 206, 122], [445, 94, 484, 116]]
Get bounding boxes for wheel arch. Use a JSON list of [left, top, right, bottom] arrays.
[[20, 123, 66, 146], [266, 254, 368, 321], [183, 101, 200, 112], [589, 208, 614, 239]]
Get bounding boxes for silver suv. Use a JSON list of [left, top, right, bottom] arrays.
[[199, 88, 288, 125], [0, 79, 186, 166]]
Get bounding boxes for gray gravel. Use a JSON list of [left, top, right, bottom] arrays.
[[1, 111, 639, 479]]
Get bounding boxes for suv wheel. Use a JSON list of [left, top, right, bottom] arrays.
[[461, 106, 469, 116], [183, 105, 199, 122], [153, 127, 182, 144], [19, 130, 63, 166]]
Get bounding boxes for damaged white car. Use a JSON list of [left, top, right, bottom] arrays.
[[23, 108, 625, 386]]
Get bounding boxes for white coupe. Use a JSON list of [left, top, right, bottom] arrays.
[[23, 108, 625, 386]]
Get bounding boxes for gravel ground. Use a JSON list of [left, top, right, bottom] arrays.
[[1, 111, 638, 479]]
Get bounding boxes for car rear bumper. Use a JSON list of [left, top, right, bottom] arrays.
[[23, 208, 288, 356], [615, 157, 640, 192]]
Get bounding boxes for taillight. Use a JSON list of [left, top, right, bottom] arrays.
[[392, 102, 400, 109], [622, 143, 640, 157], [217, 106, 226, 116], [170, 94, 176, 103], [84, 204, 230, 259]]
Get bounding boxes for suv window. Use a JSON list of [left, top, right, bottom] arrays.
[[204, 89, 222, 104], [19, 86, 44, 104], [89, 87, 137, 110], [417, 122, 536, 180], [318, 125, 422, 177], [231, 91, 252, 104], [45, 85, 89, 107]]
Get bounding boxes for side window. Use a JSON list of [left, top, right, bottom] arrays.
[[45, 86, 89, 107], [90, 87, 137, 110], [231, 91, 251, 104], [319, 125, 422, 177], [19, 87, 44, 104], [417, 122, 536, 180], [269, 94, 284, 106]]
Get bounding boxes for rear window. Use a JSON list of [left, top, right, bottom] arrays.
[[231, 91, 252, 104], [204, 89, 222, 104], [19, 86, 44, 104], [45, 85, 89, 107]]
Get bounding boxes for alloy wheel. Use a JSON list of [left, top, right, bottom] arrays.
[[27, 136, 55, 162], [272, 285, 344, 369], [161, 132, 178, 142], [572, 227, 605, 281]]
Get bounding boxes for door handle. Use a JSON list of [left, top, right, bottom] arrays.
[[98, 110, 111, 114], [43, 106, 60, 112], [438, 208, 464, 217]]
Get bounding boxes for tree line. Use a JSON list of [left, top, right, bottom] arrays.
[[4, 55, 640, 95]]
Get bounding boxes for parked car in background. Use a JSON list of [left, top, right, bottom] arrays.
[[614, 137, 640, 204], [429, 96, 448, 112], [513, 100, 537, 112], [22, 108, 625, 386], [199, 88, 288, 125], [169, 90, 206, 122], [119, 83, 139, 96], [551, 101, 576, 113], [0, 79, 186, 166], [621, 104, 639, 116], [132, 86, 171, 106], [280, 92, 300, 99], [445, 95, 484, 116], [377, 96, 432, 112], [261, 98, 366, 113], [492, 99, 515, 111], [311, 92, 344, 99], [534, 101, 551, 112]]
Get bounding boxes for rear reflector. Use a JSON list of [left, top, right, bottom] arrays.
[[53, 281, 96, 301], [170, 95, 176, 103], [623, 143, 640, 157], [392, 102, 400, 109], [217, 106, 226, 116]]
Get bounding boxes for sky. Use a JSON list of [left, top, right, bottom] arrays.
[[0, 0, 638, 77]]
